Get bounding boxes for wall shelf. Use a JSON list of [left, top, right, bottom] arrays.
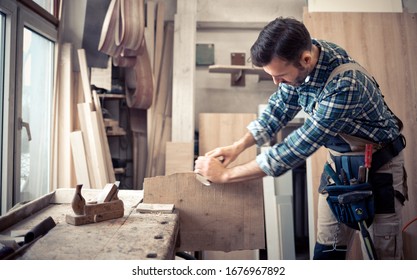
[[97, 93, 126, 99], [208, 64, 271, 81]]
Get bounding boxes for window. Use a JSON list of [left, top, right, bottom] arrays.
[[0, 0, 57, 214], [19, 27, 54, 202], [33, 0, 54, 14]]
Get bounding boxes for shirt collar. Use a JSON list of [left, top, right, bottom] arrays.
[[299, 39, 331, 89]]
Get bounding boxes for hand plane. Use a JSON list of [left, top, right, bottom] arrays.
[[66, 183, 124, 226]]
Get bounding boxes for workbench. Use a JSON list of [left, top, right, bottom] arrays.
[[0, 188, 179, 260]]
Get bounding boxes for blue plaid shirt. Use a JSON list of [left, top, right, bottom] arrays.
[[248, 39, 400, 177]]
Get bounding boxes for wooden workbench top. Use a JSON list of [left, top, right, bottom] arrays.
[[0, 188, 179, 260]]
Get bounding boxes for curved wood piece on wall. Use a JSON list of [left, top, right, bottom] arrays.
[[98, 0, 122, 57], [112, 47, 141, 67], [115, 0, 145, 51], [125, 39, 154, 109], [113, 55, 136, 67]]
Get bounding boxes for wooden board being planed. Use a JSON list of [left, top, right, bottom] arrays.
[[143, 172, 265, 252]]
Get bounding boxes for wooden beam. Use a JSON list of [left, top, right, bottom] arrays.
[[77, 49, 92, 104], [171, 1, 196, 142], [92, 90, 115, 183], [70, 131, 91, 188], [57, 43, 74, 188]]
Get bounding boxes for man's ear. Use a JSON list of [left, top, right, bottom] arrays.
[[300, 50, 312, 67]]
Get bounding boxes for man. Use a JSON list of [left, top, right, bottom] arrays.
[[194, 17, 407, 260]]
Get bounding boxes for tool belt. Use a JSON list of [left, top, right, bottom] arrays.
[[324, 183, 374, 230], [322, 134, 406, 230]]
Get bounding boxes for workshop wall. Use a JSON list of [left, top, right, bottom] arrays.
[[194, 0, 306, 131]]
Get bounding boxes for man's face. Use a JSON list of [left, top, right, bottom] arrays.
[[263, 57, 310, 87]]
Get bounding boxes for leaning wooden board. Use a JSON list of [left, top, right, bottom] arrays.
[[0, 189, 179, 260], [143, 172, 264, 252]]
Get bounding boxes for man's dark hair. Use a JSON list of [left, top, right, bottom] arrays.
[[250, 17, 312, 67]]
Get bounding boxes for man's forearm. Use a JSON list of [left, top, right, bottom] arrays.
[[224, 159, 266, 183], [233, 131, 256, 153]]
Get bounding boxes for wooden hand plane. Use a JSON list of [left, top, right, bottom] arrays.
[[66, 183, 124, 226]]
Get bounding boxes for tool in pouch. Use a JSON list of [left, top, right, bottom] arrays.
[[195, 156, 225, 186], [323, 144, 378, 259]]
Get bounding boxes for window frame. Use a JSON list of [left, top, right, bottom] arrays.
[[18, 0, 60, 26], [0, 0, 58, 214], [0, 0, 18, 215]]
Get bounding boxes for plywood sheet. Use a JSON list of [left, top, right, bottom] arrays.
[[165, 142, 194, 175], [143, 172, 264, 252], [199, 113, 257, 165], [303, 9, 417, 259]]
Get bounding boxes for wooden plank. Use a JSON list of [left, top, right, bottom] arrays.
[[90, 110, 110, 187], [137, 203, 174, 214], [77, 49, 92, 104], [147, 0, 165, 145], [70, 131, 91, 188], [143, 172, 264, 252], [57, 43, 74, 189], [172, 2, 196, 142], [154, 0, 165, 83], [0, 192, 54, 232], [77, 103, 104, 189], [165, 142, 194, 175], [146, 22, 174, 177], [130, 108, 147, 189], [303, 9, 417, 259], [92, 89, 115, 182]]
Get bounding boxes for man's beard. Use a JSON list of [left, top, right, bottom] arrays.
[[292, 65, 310, 87]]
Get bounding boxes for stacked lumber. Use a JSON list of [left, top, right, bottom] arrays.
[[69, 49, 115, 189], [145, 13, 174, 178], [97, 0, 172, 188]]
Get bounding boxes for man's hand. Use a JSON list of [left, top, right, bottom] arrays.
[[194, 156, 228, 183], [194, 156, 266, 184], [204, 144, 239, 167], [194, 131, 261, 184]]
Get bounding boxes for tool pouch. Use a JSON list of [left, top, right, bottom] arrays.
[[324, 182, 375, 230]]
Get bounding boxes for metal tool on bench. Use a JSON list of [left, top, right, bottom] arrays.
[[66, 183, 124, 226]]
